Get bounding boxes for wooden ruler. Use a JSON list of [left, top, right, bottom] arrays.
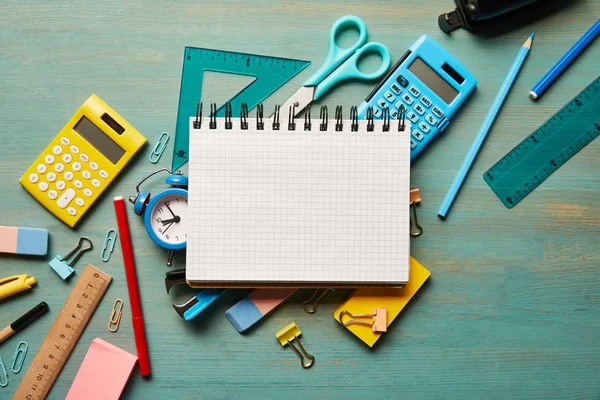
[[12, 264, 112, 400]]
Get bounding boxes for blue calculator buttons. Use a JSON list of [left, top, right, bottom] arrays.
[[397, 75, 409, 87], [432, 105, 444, 118], [390, 83, 402, 95], [408, 85, 421, 98], [406, 110, 419, 123], [413, 103, 425, 115], [401, 93, 414, 106], [425, 113, 438, 126], [418, 121, 431, 133], [420, 96, 432, 108], [383, 90, 396, 102], [411, 129, 424, 141], [355, 36, 478, 162]]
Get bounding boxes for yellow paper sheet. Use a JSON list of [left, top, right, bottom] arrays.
[[334, 256, 431, 347]]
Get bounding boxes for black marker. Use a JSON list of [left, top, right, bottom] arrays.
[[0, 301, 49, 344]]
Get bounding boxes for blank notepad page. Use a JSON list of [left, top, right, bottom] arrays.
[[187, 119, 410, 286]]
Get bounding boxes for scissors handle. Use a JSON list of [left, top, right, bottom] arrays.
[[303, 15, 369, 87], [313, 42, 391, 101]]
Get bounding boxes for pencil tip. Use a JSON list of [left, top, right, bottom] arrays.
[[524, 32, 534, 48]]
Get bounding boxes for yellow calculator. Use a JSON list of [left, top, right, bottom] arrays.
[[20, 94, 147, 227]]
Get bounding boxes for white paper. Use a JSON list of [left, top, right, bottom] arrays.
[[187, 117, 411, 285]]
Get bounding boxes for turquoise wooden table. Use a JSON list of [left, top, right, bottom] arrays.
[[1, 1, 599, 399]]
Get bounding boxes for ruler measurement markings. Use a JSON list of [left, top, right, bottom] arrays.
[[484, 76, 600, 208], [12, 266, 112, 400], [171, 48, 310, 170]]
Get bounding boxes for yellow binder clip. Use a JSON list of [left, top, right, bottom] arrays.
[[410, 189, 423, 237], [275, 322, 315, 369], [339, 308, 388, 333]]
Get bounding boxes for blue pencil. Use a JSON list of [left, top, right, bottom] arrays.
[[530, 18, 600, 100], [438, 33, 534, 219]]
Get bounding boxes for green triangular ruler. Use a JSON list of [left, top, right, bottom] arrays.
[[171, 47, 310, 170]]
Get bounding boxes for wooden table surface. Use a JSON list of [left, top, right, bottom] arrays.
[[1, 1, 599, 399]]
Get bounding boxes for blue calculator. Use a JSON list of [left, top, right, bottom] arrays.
[[357, 35, 477, 161]]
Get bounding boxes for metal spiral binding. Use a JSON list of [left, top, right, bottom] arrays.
[[319, 106, 328, 131], [272, 105, 280, 130], [224, 103, 232, 129], [350, 106, 358, 132], [194, 102, 202, 129], [256, 103, 264, 130], [288, 104, 296, 131], [398, 104, 406, 131], [382, 107, 390, 132], [304, 106, 312, 131], [335, 106, 343, 131], [240, 103, 248, 130], [193, 103, 407, 132], [366, 106, 374, 132], [209, 103, 217, 129]]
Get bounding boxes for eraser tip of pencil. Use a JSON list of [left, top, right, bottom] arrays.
[[529, 91, 538, 100]]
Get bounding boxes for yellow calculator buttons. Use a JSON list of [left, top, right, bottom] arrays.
[[20, 94, 146, 227]]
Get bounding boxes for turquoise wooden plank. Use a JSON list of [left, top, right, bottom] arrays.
[[0, 1, 599, 399]]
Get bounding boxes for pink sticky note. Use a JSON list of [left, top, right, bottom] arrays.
[[66, 338, 137, 400]]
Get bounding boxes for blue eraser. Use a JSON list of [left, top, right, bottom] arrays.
[[225, 297, 265, 333], [48, 256, 75, 280], [0, 226, 48, 256], [17, 227, 49, 256]]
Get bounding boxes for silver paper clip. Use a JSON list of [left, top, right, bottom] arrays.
[[101, 229, 118, 262], [0, 356, 7, 387], [11, 341, 28, 374], [149, 131, 170, 164], [109, 298, 123, 332], [301, 289, 331, 314]]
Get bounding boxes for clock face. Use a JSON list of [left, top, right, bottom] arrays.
[[149, 193, 188, 246]]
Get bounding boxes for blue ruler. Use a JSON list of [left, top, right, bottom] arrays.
[[171, 48, 310, 171], [484, 76, 600, 208]]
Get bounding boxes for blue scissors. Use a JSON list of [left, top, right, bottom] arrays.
[[277, 15, 391, 121]]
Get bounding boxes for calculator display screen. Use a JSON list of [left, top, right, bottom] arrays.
[[408, 58, 458, 104], [73, 116, 126, 164]]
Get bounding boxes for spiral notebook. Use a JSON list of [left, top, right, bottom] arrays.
[[187, 105, 411, 288]]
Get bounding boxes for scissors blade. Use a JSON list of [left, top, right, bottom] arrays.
[[270, 86, 315, 122]]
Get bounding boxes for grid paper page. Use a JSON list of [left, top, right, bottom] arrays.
[[187, 117, 410, 286]]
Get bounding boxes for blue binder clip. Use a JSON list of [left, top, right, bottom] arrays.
[[49, 237, 93, 280]]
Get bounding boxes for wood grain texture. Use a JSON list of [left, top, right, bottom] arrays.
[[0, 1, 599, 399]]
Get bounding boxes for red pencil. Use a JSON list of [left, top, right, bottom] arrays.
[[114, 196, 151, 376]]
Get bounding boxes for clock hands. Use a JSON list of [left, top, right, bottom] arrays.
[[165, 203, 177, 218], [162, 221, 174, 235], [160, 202, 181, 228], [161, 216, 181, 225]]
